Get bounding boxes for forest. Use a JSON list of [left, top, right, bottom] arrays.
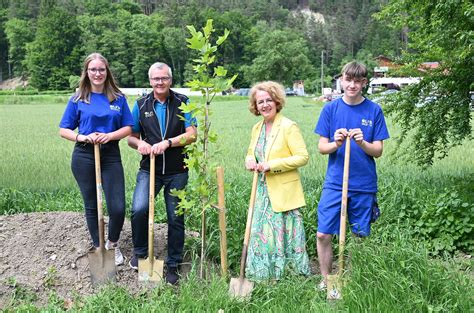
[[0, 0, 404, 92], [0, 0, 472, 164]]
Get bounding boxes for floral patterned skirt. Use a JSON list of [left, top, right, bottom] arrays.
[[245, 174, 310, 281]]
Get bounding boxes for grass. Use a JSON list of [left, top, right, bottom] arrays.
[[0, 93, 473, 311]]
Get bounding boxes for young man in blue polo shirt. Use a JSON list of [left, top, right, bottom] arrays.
[[314, 61, 389, 290]]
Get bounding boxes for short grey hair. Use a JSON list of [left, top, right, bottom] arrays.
[[148, 62, 172, 78]]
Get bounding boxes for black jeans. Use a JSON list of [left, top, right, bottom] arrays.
[[71, 141, 126, 247]]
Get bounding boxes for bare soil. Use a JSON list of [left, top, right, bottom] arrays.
[[0, 77, 28, 90], [0, 212, 199, 309], [0, 212, 323, 309]]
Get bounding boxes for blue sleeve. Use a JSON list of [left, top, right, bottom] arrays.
[[119, 96, 134, 128], [315, 103, 331, 138], [373, 107, 390, 141], [183, 99, 197, 128], [184, 112, 197, 128], [131, 101, 141, 133], [59, 97, 79, 130]]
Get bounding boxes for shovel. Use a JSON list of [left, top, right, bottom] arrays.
[[138, 152, 164, 282], [229, 171, 259, 298], [327, 136, 351, 300], [88, 144, 116, 286]]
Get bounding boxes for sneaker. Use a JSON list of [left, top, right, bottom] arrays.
[[105, 240, 124, 266], [166, 266, 179, 285], [318, 279, 327, 291], [129, 255, 138, 271]]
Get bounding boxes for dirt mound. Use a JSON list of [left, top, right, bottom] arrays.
[[0, 77, 28, 90], [0, 212, 198, 308]]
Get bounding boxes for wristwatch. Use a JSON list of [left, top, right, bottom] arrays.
[[167, 139, 172, 147]]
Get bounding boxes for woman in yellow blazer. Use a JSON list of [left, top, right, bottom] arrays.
[[244, 81, 310, 281]]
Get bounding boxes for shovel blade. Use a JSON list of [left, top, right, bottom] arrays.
[[88, 249, 116, 286], [138, 257, 164, 282], [229, 277, 254, 299], [327, 274, 342, 300]]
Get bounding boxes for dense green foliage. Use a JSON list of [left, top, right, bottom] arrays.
[[25, 3, 81, 90], [0, 0, 403, 91], [377, 0, 474, 166]]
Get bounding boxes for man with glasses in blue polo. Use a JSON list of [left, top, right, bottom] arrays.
[[127, 62, 197, 285]]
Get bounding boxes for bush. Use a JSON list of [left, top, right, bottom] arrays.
[[415, 190, 473, 255], [69, 75, 80, 90], [398, 187, 473, 255], [0, 89, 71, 96]]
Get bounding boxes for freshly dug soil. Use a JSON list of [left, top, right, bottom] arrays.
[[0, 212, 198, 308]]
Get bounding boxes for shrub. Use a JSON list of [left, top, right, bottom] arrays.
[[415, 190, 473, 255]]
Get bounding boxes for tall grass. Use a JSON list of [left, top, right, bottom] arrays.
[[345, 229, 473, 312], [1, 94, 473, 311]]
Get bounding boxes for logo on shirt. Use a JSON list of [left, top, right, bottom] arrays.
[[144, 111, 154, 118], [109, 105, 121, 112], [361, 118, 373, 127]]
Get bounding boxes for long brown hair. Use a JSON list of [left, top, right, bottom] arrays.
[[74, 53, 122, 103]]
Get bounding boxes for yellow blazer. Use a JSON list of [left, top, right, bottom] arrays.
[[246, 113, 309, 212]]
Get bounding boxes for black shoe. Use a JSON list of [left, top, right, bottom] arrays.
[[166, 266, 179, 285], [129, 255, 138, 271]]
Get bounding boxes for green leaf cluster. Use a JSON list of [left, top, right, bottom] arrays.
[[173, 19, 236, 222], [399, 189, 473, 255], [378, 0, 474, 166], [416, 191, 473, 255]]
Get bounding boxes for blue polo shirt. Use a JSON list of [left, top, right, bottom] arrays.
[[59, 93, 133, 134], [315, 97, 389, 192], [131, 98, 196, 135]]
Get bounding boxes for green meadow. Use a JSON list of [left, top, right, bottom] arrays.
[[0, 94, 472, 312]]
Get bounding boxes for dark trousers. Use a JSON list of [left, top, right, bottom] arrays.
[[131, 169, 188, 267], [71, 141, 126, 247]]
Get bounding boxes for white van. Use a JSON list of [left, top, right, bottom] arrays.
[[368, 77, 420, 94]]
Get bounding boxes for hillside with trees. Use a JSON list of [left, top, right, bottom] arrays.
[[0, 0, 404, 92], [1, 0, 472, 166]]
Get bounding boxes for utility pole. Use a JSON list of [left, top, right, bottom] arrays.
[[320, 50, 324, 95]]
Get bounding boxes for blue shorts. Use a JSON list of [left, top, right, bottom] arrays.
[[317, 188, 376, 237]]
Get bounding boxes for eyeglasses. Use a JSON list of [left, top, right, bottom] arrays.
[[150, 76, 171, 83], [88, 68, 106, 74]]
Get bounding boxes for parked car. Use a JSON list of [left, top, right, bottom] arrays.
[[415, 95, 438, 108], [285, 88, 296, 96], [372, 89, 399, 105], [323, 93, 343, 102], [470, 91, 474, 111], [233, 88, 250, 96]]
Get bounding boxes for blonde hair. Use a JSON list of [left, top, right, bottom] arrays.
[[248, 81, 286, 116], [74, 53, 122, 103]]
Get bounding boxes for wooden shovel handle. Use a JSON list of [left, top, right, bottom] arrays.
[[148, 153, 155, 258], [239, 171, 259, 279], [216, 167, 228, 276], [338, 136, 351, 273], [94, 144, 106, 250]]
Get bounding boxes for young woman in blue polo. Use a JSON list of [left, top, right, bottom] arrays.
[[59, 53, 133, 266]]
